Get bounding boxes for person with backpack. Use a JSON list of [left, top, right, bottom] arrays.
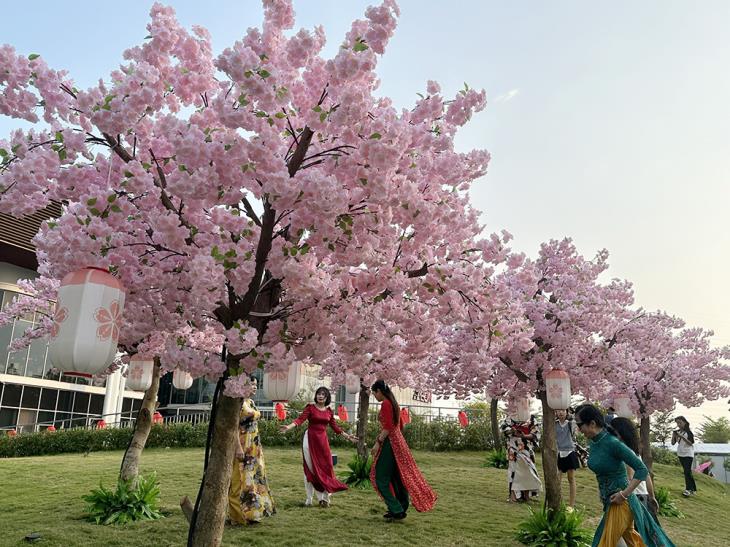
[[555, 408, 581, 508]]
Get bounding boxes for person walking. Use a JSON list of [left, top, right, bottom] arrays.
[[369, 380, 437, 520], [671, 416, 696, 497], [555, 408, 580, 508], [502, 414, 542, 502], [281, 386, 357, 507], [575, 404, 674, 547]]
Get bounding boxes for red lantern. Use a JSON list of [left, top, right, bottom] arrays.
[[545, 369, 571, 410], [458, 410, 469, 428], [275, 402, 287, 420], [48, 267, 125, 377], [96, 419, 106, 429], [152, 411, 164, 424], [337, 405, 349, 421], [47, 425, 56, 432], [7, 430, 17, 437], [400, 407, 411, 425]]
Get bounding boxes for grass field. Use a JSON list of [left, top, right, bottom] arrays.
[[0, 447, 727, 546]]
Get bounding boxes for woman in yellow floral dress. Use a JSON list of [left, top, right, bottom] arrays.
[[228, 381, 275, 524]]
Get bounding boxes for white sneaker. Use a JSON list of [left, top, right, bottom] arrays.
[[682, 490, 690, 497], [304, 499, 312, 506]]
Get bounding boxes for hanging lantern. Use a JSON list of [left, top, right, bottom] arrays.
[[7, 430, 17, 437], [458, 410, 469, 428], [614, 396, 633, 419], [511, 397, 531, 423], [274, 402, 287, 420], [152, 411, 164, 424], [48, 267, 125, 377], [545, 369, 571, 410], [172, 370, 193, 390], [126, 356, 154, 391], [96, 419, 106, 429], [337, 405, 349, 421], [47, 425, 56, 432], [345, 372, 361, 394], [400, 407, 411, 425], [263, 362, 303, 402]]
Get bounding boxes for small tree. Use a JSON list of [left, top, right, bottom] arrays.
[[650, 407, 675, 448], [698, 416, 730, 443]]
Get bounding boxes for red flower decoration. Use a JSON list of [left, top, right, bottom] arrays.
[[94, 300, 122, 341], [50, 306, 68, 339]]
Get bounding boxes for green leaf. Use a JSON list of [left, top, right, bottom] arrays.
[[369, 132, 381, 140], [55, 131, 64, 142], [58, 148, 67, 161], [28, 54, 40, 61], [319, 111, 327, 122], [0, 149, 7, 158], [274, 112, 286, 119], [86, 197, 98, 206], [353, 40, 368, 52], [258, 69, 271, 79]]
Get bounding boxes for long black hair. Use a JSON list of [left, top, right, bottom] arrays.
[[371, 379, 399, 426], [314, 386, 332, 407], [611, 417, 640, 455], [675, 416, 695, 443]]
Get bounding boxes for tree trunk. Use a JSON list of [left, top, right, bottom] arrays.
[[188, 393, 242, 547], [490, 398, 500, 450], [119, 359, 161, 484], [539, 390, 562, 512], [640, 415, 653, 473], [356, 384, 370, 459]]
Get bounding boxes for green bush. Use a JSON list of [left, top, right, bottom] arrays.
[[82, 473, 163, 525], [655, 486, 684, 518], [651, 446, 679, 466], [484, 448, 509, 469], [341, 454, 372, 489], [515, 505, 592, 547]]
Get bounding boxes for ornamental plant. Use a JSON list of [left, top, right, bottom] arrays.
[[1, 1, 528, 544]]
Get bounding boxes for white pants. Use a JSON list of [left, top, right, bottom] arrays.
[[303, 431, 329, 504]]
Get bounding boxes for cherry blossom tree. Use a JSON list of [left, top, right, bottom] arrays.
[[1, 1, 525, 543]]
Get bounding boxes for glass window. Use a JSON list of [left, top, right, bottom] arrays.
[[55, 412, 71, 429], [21, 386, 41, 408], [1, 383, 22, 407], [171, 387, 186, 405], [122, 398, 132, 413], [132, 399, 142, 411], [0, 408, 18, 428], [56, 390, 73, 413], [185, 378, 203, 404], [73, 392, 90, 414], [201, 380, 216, 404], [7, 320, 32, 376], [40, 388, 58, 410], [44, 368, 61, 381], [89, 394, 104, 415], [26, 338, 48, 378], [37, 411, 55, 428], [0, 323, 12, 373]]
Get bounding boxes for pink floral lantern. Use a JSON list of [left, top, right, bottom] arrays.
[[263, 362, 302, 402], [48, 267, 125, 377], [545, 369, 571, 410], [345, 372, 360, 394], [510, 397, 531, 423], [172, 370, 194, 390], [614, 396, 634, 419], [126, 356, 154, 391]]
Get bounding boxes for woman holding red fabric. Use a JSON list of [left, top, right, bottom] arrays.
[[369, 380, 437, 520], [281, 386, 357, 507]]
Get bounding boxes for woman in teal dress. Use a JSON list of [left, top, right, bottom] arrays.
[[574, 404, 674, 547]]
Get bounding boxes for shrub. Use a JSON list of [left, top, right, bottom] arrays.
[[651, 446, 679, 466], [515, 505, 592, 547], [341, 454, 372, 489], [655, 486, 684, 518], [82, 474, 163, 525], [484, 448, 509, 469]]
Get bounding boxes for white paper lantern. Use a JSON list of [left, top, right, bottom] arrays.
[[613, 396, 633, 419], [172, 370, 194, 390], [126, 357, 154, 391], [345, 372, 361, 394], [48, 267, 125, 377], [545, 369, 571, 410], [511, 397, 531, 423], [263, 362, 303, 402]]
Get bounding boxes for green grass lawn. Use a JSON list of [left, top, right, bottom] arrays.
[[0, 447, 727, 546]]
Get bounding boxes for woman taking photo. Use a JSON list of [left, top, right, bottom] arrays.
[[671, 416, 696, 497], [281, 386, 357, 507], [610, 417, 659, 522], [369, 380, 437, 520], [228, 380, 275, 525], [574, 404, 673, 546]]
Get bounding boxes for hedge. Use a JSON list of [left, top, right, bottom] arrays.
[[1, 415, 497, 458]]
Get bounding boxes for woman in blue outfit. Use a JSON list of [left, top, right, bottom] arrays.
[[574, 404, 674, 547]]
